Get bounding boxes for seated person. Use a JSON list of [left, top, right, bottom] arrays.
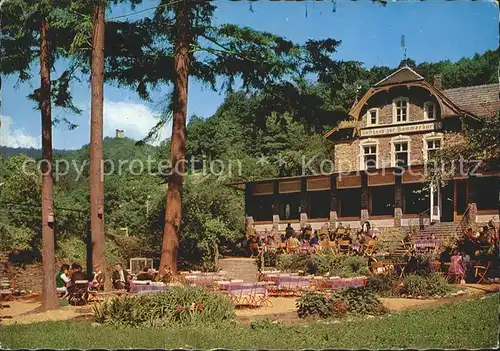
[[91, 264, 105, 291], [287, 234, 300, 249], [367, 251, 378, 273], [285, 223, 294, 239], [351, 234, 363, 252], [70, 264, 86, 283], [136, 266, 154, 281], [403, 232, 413, 246], [439, 247, 451, 271], [112, 263, 130, 290], [406, 251, 418, 274], [159, 265, 173, 283], [310, 231, 319, 245], [249, 235, 259, 257], [56, 264, 71, 297]]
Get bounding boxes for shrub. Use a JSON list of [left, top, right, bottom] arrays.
[[296, 288, 387, 319], [277, 252, 311, 273], [277, 252, 368, 277], [366, 274, 401, 297], [423, 273, 452, 296], [333, 256, 370, 278], [93, 286, 235, 327], [402, 273, 451, 296], [296, 292, 331, 319], [402, 275, 427, 296], [330, 300, 348, 317], [329, 287, 387, 315], [258, 251, 277, 270]]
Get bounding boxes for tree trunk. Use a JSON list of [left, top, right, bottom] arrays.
[[90, 0, 107, 286], [40, 17, 58, 311], [159, 3, 189, 276]]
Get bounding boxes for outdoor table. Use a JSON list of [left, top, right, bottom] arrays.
[[414, 239, 442, 249], [129, 282, 168, 295], [323, 276, 366, 290]]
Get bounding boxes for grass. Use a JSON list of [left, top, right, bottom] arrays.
[[1, 294, 499, 349]]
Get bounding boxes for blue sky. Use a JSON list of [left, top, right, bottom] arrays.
[[1, 0, 498, 150]]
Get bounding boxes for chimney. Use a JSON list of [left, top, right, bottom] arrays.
[[433, 75, 442, 90], [115, 129, 124, 138]]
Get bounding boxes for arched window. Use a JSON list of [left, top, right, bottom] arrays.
[[424, 102, 436, 120]]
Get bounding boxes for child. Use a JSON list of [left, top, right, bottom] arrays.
[[448, 250, 466, 284]]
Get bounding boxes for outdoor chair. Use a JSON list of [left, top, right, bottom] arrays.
[[337, 240, 351, 255], [474, 261, 492, 284], [401, 240, 413, 257], [364, 241, 376, 256], [69, 280, 89, 306]]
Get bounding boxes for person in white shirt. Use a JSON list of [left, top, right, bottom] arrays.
[[56, 264, 71, 298]]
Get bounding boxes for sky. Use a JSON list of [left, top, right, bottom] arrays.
[[1, 0, 498, 150]]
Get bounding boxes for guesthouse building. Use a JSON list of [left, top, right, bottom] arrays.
[[231, 67, 499, 232]]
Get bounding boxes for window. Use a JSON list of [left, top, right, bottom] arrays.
[[363, 145, 377, 170], [424, 102, 436, 120], [369, 186, 395, 216], [308, 191, 331, 219], [426, 139, 441, 160], [338, 188, 361, 217], [394, 142, 408, 167], [367, 109, 378, 126], [393, 97, 409, 123]]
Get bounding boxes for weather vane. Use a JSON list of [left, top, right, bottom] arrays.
[[401, 34, 407, 62]]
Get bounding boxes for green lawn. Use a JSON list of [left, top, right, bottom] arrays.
[[1, 294, 498, 349]]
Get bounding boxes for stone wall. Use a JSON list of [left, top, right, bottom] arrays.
[[334, 134, 427, 172], [359, 87, 440, 127]]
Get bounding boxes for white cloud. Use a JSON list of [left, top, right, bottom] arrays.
[[102, 100, 171, 145], [0, 115, 41, 148]]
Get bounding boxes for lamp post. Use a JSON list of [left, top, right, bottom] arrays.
[[146, 195, 151, 217]]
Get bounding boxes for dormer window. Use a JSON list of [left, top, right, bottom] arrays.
[[424, 102, 436, 120], [367, 109, 379, 126], [393, 97, 409, 123]]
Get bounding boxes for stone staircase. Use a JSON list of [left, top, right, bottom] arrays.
[[218, 257, 259, 283], [415, 222, 460, 243]]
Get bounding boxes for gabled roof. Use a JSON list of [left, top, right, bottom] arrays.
[[442, 83, 499, 118], [348, 78, 468, 121], [323, 120, 360, 139], [374, 66, 424, 87]]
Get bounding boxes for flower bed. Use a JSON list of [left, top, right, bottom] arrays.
[[93, 285, 235, 327]]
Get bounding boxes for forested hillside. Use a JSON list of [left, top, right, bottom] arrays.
[[0, 50, 497, 268]]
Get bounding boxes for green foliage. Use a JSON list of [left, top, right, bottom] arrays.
[[329, 287, 387, 315], [402, 273, 452, 297], [366, 274, 401, 297], [276, 252, 369, 278], [93, 286, 235, 327], [296, 292, 331, 319], [296, 287, 386, 319], [250, 318, 282, 330], [56, 237, 87, 263], [0, 156, 41, 252], [259, 250, 277, 269]]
